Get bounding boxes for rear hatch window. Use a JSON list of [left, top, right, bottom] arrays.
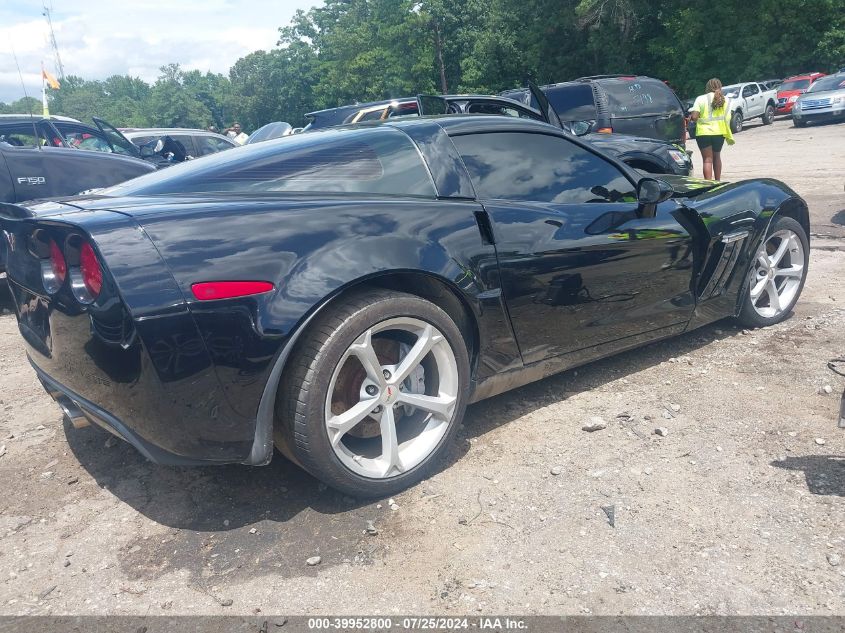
[[599, 78, 681, 118], [104, 127, 436, 198]]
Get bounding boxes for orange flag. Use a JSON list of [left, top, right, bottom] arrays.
[[42, 67, 60, 90]]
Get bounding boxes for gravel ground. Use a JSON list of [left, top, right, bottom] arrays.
[[0, 117, 844, 616]]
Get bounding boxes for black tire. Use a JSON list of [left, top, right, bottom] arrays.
[[736, 216, 809, 328], [762, 104, 775, 125], [275, 289, 470, 497], [793, 119, 807, 128], [731, 111, 744, 133]]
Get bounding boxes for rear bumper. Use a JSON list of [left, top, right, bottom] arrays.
[[33, 360, 234, 466]]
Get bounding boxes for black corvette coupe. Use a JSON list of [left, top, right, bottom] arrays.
[[0, 116, 809, 496]]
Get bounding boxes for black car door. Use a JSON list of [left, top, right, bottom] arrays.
[[449, 129, 695, 364], [0, 122, 54, 201]]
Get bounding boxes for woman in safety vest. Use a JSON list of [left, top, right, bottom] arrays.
[[690, 78, 735, 180]]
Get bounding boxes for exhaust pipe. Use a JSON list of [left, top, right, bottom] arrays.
[[56, 396, 90, 429]]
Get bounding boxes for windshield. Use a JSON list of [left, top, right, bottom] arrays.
[[807, 75, 845, 93], [779, 79, 811, 92], [722, 85, 741, 98]]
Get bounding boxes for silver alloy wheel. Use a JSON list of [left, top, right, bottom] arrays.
[[749, 228, 805, 318], [324, 317, 459, 479]]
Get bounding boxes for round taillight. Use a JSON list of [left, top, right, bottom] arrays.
[[41, 238, 67, 294], [79, 241, 102, 299], [49, 239, 67, 283]]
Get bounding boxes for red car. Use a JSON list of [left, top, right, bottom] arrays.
[[776, 73, 826, 115]]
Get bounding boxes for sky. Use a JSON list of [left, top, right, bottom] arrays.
[[0, 0, 318, 103]]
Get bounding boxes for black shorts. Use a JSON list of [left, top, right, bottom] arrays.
[[696, 135, 725, 152]]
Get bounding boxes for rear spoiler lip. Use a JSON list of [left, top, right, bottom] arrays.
[[0, 202, 35, 221], [0, 199, 94, 230]]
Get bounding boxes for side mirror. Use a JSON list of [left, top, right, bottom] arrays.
[[637, 178, 674, 218]]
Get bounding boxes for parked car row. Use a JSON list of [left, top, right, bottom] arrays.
[[245, 76, 691, 180]]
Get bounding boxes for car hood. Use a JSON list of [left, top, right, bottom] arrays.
[[581, 133, 669, 153], [656, 175, 721, 198], [777, 90, 805, 98], [797, 89, 845, 101]]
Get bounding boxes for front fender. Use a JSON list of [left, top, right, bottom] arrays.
[[680, 178, 806, 328]]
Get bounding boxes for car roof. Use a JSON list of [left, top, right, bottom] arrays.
[[121, 128, 221, 135], [0, 114, 81, 123], [385, 113, 558, 136], [782, 73, 825, 80]]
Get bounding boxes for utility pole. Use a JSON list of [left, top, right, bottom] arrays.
[[42, 3, 65, 80]]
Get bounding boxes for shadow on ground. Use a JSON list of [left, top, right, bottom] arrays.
[[771, 455, 845, 497], [57, 319, 742, 585]]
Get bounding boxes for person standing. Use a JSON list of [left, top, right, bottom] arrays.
[[224, 122, 249, 145], [690, 78, 735, 180]]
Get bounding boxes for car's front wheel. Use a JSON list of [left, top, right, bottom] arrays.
[[737, 216, 809, 328], [275, 289, 470, 497]]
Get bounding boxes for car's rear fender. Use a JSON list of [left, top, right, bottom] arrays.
[[1, 209, 255, 463], [129, 195, 521, 447]]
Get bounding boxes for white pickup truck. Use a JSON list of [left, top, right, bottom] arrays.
[[722, 82, 778, 132]]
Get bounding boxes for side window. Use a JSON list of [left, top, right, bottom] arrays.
[[56, 124, 113, 153], [129, 135, 156, 147], [196, 136, 235, 156], [452, 132, 636, 204], [171, 135, 196, 157], [742, 84, 759, 97], [466, 102, 544, 121], [544, 84, 597, 121], [0, 123, 49, 147]]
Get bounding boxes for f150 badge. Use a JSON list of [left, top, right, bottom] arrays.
[[17, 176, 46, 185]]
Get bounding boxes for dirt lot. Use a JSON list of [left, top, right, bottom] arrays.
[[1, 117, 844, 616]]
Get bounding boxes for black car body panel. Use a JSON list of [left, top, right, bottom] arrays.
[[0, 116, 808, 467]]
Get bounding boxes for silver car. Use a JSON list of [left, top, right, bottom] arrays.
[[120, 127, 237, 158], [792, 74, 845, 127]]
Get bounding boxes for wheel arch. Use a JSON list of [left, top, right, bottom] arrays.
[[247, 269, 481, 466], [732, 195, 811, 317], [767, 196, 810, 240]]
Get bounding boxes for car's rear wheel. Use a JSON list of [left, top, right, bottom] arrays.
[[275, 289, 469, 497], [762, 104, 775, 125], [737, 216, 808, 328], [731, 111, 744, 133]]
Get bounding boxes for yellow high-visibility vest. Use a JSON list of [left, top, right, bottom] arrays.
[[694, 93, 735, 143]]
